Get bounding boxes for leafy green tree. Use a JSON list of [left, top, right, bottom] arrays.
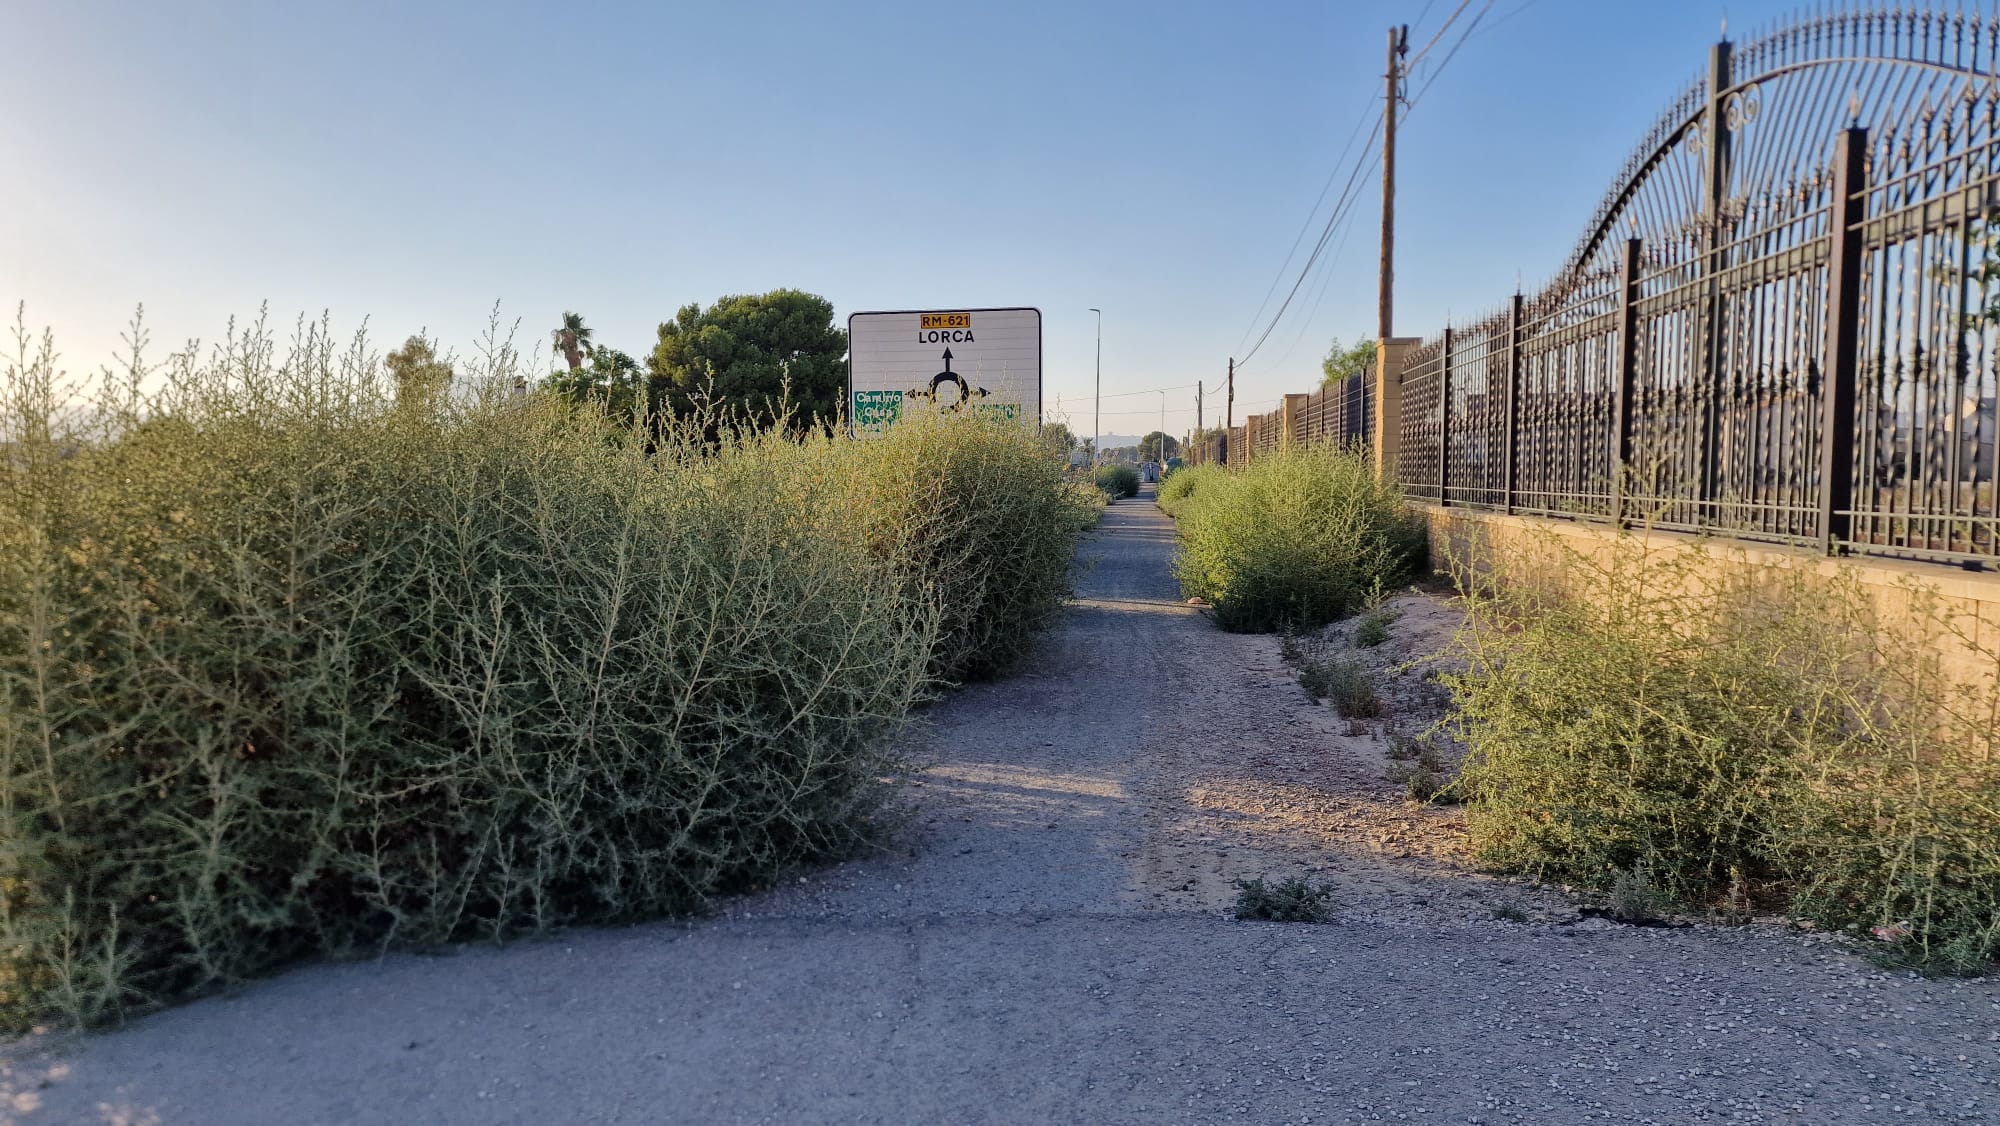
[[548, 347, 647, 420], [1041, 422, 1079, 452], [1139, 431, 1179, 462], [1321, 336, 1375, 388], [384, 335, 452, 413], [552, 311, 595, 372], [646, 290, 847, 430]]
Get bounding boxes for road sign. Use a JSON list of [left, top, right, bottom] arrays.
[[846, 307, 1041, 436]]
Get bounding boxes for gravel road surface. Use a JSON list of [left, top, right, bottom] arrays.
[[5, 489, 1995, 1125]]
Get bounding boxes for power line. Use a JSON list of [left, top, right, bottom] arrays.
[[1235, 118, 1383, 372], [1233, 99, 1379, 356], [1403, 0, 1476, 70], [1404, 0, 1496, 119], [1094, 382, 1197, 400]]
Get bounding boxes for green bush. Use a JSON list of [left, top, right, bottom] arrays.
[[0, 310, 1081, 1030], [1156, 462, 1224, 516], [1094, 463, 1140, 500], [1171, 444, 1424, 633], [845, 411, 1091, 682], [1447, 532, 2000, 973]]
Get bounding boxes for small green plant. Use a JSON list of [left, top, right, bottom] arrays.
[[1094, 463, 1140, 500], [1299, 657, 1382, 718], [1353, 606, 1398, 648], [1232, 876, 1336, 923], [1607, 868, 1672, 924], [1383, 734, 1460, 803], [1491, 903, 1530, 923]]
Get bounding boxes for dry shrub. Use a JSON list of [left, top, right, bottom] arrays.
[[0, 308, 1080, 1030], [1172, 444, 1424, 633], [1446, 525, 2000, 972], [1156, 463, 1223, 517], [843, 410, 1091, 682], [1093, 463, 1139, 500]]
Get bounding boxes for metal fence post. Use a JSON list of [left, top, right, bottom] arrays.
[[1698, 38, 1735, 526], [1818, 126, 1867, 553], [1504, 293, 1523, 514], [1612, 237, 1644, 525], [1439, 326, 1454, 506]]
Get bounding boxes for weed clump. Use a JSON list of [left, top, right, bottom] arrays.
[[1232, 876, 1335, 923], [1607, 868, 1671, 924], [1352, 605, 1397, 648], [1299, 657, 1382, 718], [1171, 444, 1424, 633], [1384, 734, 1456, 802], [1093, 463, 1140, 500], [1447, 530, 2000, 973], [1156, 463, 1224, 516]]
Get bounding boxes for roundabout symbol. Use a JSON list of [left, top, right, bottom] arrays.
[[907, 348, 990, 412]]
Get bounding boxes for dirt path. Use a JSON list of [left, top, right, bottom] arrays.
[[7, 489, 1997, 1125]]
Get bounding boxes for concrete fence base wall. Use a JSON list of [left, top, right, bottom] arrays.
[[1414, 504, 2000, 692]]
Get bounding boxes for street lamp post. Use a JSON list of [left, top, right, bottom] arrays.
[[1089, 308, 1102, 468]]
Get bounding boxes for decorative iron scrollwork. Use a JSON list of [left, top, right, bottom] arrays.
[[1724, 86, 1762, 130]]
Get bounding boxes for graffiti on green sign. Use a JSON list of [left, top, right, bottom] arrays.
[[853, 389, 904, 435]]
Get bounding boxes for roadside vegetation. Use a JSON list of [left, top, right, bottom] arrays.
[[1447, 532, 2000, 973], [1155, 462, 1223, 516], [1168, 444, 1425, 632], [0, 308, 1088, 1032], [1094, 463, 1140, 500]]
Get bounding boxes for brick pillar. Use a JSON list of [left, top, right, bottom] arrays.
[[1372, 337, 1422, 486], [1282, 393, 1310, 448]]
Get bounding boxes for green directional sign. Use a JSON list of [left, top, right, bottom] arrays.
[[852, 389, 905, 436]]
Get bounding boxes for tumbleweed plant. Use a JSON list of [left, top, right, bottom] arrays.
[[0, 306, 1083, 1030], [1171, 444, 1425, 633], [1446, 526, 2000, 972]]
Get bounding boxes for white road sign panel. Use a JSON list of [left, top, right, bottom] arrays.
[[847, 307, 1041, 435]]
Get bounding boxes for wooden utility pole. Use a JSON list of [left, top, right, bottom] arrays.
[[1378, 24, 1407, 345], [1196, 380, 1204, 433], [1223, 358, 1235, 465]]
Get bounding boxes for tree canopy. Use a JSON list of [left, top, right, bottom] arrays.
[[547, 347, 647, 421], [646, 290, 847, 430], [1139, 431, 1180, 462], [385, 335, 452, 413], [552, 312, 595, 372], [1041, 422, 1079, 452], [1321, 336, 1375, 388]]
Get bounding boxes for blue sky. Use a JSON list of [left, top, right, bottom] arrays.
[[4, 0, 1811, 438]]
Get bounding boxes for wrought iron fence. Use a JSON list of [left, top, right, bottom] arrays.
[[1396, 5, 2000, 567], [1182, 370, 1371, 467]]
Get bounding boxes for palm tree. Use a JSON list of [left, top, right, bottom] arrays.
[[552, 311, 595, 371]]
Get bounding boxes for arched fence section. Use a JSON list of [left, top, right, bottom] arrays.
[[1373, 7, 2000, 566]]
